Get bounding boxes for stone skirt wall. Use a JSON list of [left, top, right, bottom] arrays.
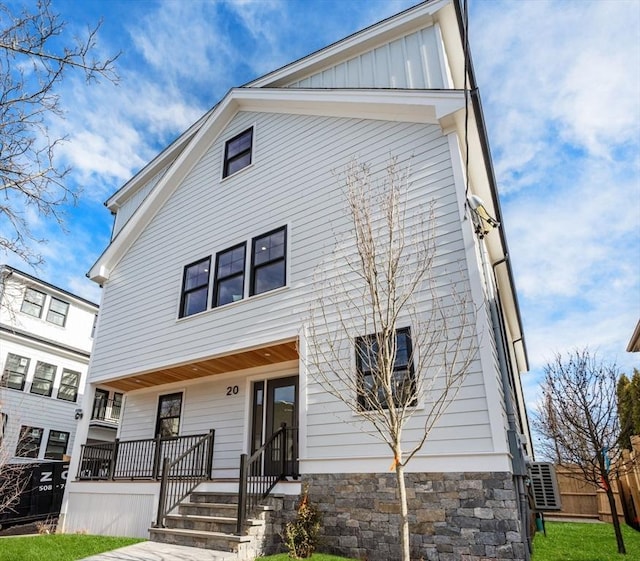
[[295, 471, 527, 561]]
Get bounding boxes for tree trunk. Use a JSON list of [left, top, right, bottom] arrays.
[[395, 462, 410, 561], [604, 475, 626, 554]]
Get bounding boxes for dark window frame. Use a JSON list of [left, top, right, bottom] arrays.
[[222, 127, 253, 178], [57, 368, 81, 402], [213, 242, 247, 307], [2, 353, 31, 391], [179, 257, 211, 318], [46, 297, 70, 327], [355, 327, 416, 411], [0, 412, 7, 447], [16, 425, 43, 458], [250, 226, 287, 297], [44, 430, 70, 460], [30, 361, 57, 397], [20, 287, 46, 318], [155, 392, 183, 438]]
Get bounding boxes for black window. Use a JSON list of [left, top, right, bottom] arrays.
[[44, 430, 69, 460], [223, 127, 253, 178], [2, 353, 30, 391], [30, 361, 57, 397], [21, 288, 46, 318], [155, 392, 183, 437], [250, 226, 286, 296], [213, 243, 246, 307], [0, 412, 7, 447], [57, 369, 80, 402], [46, 297, 69, 327], [179, 257, 211, 318], [16, 426, 43, 458], [355, 327, 416, 411]]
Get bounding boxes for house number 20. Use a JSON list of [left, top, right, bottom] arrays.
[[226, 385, 239, 396]]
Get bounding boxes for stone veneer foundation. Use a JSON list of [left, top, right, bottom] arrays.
[[287, 471, 529, 561]]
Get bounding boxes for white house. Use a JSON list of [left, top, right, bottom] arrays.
[[60, 1, 533, 559], [0, 265, 101, 464]]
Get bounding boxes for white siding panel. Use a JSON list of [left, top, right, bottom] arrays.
[[287, 25, 443, 90]]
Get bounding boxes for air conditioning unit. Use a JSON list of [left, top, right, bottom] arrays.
[[529, 462, 562, 511]]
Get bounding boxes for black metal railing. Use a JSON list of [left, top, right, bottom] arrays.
[[236, 424, 298, 534], [91, 397, 122, 423], [77, 433, 212, 480], [155, 430, 215, 528]]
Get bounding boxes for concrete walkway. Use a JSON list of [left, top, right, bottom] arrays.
[[78, 541, 236, 561]]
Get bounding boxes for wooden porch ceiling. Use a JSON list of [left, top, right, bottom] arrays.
[[105, 340, 299, 392]]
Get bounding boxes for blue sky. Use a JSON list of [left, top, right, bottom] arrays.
[[2, 0, 639, 431]]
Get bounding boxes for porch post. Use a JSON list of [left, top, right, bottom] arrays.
[[109, 439, 119, 480], [206, 429, 215, 479], [236, 453, 248, 534]]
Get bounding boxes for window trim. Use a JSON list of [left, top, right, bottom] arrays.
[[57, 368, 81, 402], [355, 327, 416, 411], [179, 257, 211, 318], [46, 297, 70, 327], [155, 392, 183, 438], [213, 242, 247, 308], [44, 430, 70, 460], [16, 425, 43, 458], [222, 126, 253, 179], [2, 353, 30, 391], [250, 225, 287, 297], [20, 287, 46, 318], [30, 361, 57, 397]]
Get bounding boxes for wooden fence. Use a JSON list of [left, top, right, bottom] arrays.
[[552, 435, 640, 529]]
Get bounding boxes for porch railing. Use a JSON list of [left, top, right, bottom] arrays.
[[236, 424, 298, 534], [77, 433, 213, 480], [155, 430, 215, 528]]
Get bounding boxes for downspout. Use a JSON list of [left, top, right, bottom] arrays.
[[490, 257, 532, 559]]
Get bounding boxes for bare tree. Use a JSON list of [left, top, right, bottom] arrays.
[[307, 158, 477, 561], [0, 0, 118, 266], [534, 349, 626, 555]]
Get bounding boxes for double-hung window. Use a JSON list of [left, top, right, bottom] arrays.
[[57, 369, 80, 402], [251, 226, 287, 296], [179, 257, 211, 318], [21, 288, 46, 318], [16, 426, 43, 458], [355, 327, 416, 411], [2, 353, 30, 391], [213, 243, 246, 307], [223, 127, 253, 178], [46, 297, 69, 326], [155, 392, 183, 438], [30, 361, 57, 397], [45, 430, 69, 460]]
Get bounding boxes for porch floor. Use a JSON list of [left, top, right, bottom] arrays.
[[77, 540, 235, 561]]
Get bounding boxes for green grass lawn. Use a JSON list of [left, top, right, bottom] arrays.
[[533, 521, 640, 561], [0, 534, 144, 561]]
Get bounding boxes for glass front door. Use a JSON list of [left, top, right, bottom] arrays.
[[250, 376, 298, 476]]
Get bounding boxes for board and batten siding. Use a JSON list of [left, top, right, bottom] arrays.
[[89, 110, 502, 470], [285, 25, 446, 89]]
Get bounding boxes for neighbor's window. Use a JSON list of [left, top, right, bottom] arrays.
[[250, 226, 286, 296], [16, 425, 43, 458], [213, 243, 246, 307], [179, 257, 211, 318], [46, 297, 69, 327], [57, 369, 80, 402], [44, 430, 69, 460], [155, 392, 183, 437], [223, 127, 253, 178], [355, 327, 416, 410], [2, 353, 30, 391], [30, 361, 57, 397], [21, 288, 46, 318], [0, 412, 7, 446]]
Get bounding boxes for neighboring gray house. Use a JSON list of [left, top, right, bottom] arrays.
[[60, 1, 533, 560]]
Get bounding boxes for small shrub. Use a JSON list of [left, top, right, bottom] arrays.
[[282, 486, 321, 559]]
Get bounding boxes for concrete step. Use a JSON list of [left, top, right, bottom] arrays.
[[179, 501, 239, 517], [190, 491, 240, 505], [149, 526, 252, 553], [164, 513, 263, 534]]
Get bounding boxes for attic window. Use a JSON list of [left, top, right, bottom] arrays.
[[223, 127, 253, 178]]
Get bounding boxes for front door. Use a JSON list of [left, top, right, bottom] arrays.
[[250, 376, 298, 476]]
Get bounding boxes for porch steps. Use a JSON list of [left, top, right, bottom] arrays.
[[149, 491, 274, 561]]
